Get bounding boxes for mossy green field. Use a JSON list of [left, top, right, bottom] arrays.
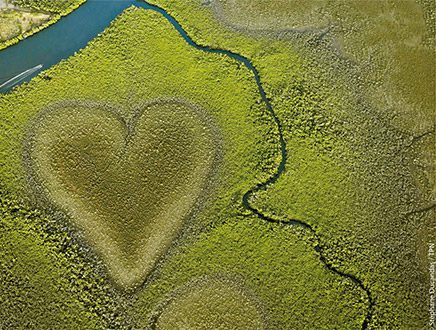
[[0, 1, 434, 329]]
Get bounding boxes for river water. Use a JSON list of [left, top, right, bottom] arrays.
[[0, 0, 159, 92]]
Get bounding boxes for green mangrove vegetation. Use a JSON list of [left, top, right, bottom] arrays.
[[146, 0, 435, 328], [0, 5, 372, 328], [212, 0, 435, 134], [0, 0, 433, 329], [0, 192, 126, 329], [0, 0, 85, 49], [12, 0, 83, 13], [133, 216, 366, 329]]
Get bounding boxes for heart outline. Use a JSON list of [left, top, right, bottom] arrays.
[[23, 98, 222, 288]]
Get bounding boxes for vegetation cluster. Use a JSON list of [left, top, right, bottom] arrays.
[[146, 0, 435, 328], [0, 0, 434, 328], [0, 0, 85, 50], [0, 7, 369, 329]]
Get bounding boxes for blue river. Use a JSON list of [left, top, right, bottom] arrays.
[[0, 0, 166, 92]]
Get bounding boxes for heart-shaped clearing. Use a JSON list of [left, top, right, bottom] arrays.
[[153, 275, 266, 329], [25, 100, 217, 288]]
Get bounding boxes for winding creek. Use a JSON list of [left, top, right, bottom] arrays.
[[0, 0, 373, 328]]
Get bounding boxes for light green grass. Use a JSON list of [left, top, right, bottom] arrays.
[[0, 211, 101, 329], [213, 0, 329, 31]]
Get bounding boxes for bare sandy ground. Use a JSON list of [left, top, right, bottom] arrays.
[[0, 1, 16, 10]]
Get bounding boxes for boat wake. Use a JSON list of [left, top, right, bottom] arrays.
[[0, 64, 43, 91]]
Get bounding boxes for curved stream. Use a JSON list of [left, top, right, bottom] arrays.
[[0, 1, 373, 328]]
